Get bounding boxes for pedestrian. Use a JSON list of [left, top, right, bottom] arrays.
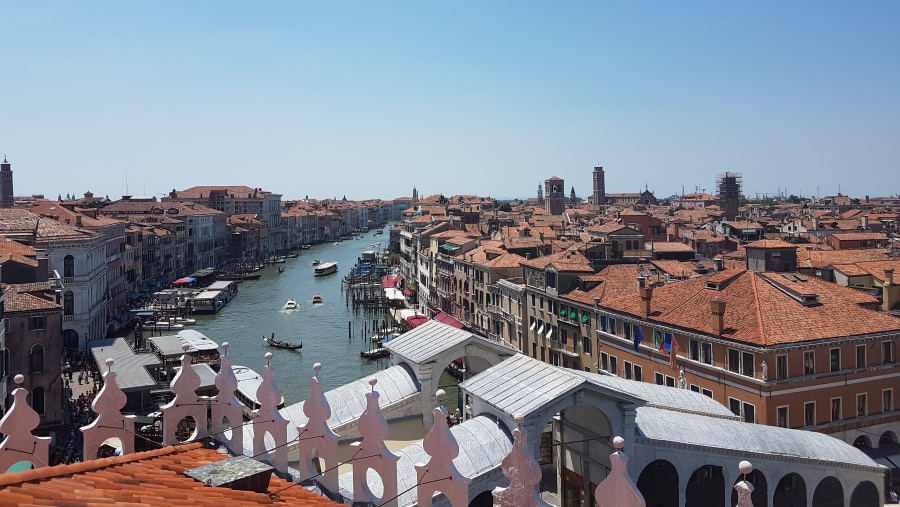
[[77, 372, 83, 385]]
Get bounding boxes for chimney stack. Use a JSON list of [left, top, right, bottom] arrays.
[[861, 215, 869, 230], [593, 297, 600, 309], [638, 277, 646, 290], [710, 299, 726, 335], [714, 257, 724, 272], [883, 269, 895, 312], [640, 287, 653, 317], [75, 215, 82, 227]]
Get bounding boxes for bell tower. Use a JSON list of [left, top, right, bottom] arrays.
[[0, 156, 14, 208]]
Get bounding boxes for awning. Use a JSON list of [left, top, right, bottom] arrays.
[[172, 277, 196, 285], [406, 315, 430, 328], [126, 292, 143, 300], [434, 311, 465, 329], [403, 288, 414, 296]]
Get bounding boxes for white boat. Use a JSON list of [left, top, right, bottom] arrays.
[[232, 365, 286, 419], [283, 298, 299, 310], [147, 321, 185, 331], [314, 261, 338, 276]]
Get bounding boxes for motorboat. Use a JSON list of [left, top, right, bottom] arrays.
[[314, 261, 338, 276], [283, 299, 299, 310], [312, 294, 323, 305], [312, 259, 320, 266]]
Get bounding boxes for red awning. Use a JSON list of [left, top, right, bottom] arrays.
[[403, 288, 413, 296], [382, 275, 395, 288], [172, 277, 196, 285], [434, 312, 465, 329], [395, 275, 404, 284], [406, 315, 430, 328]]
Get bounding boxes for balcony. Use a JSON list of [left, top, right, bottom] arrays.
[[551, 340, 580, 357]]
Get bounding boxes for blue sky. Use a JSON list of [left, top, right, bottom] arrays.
[[1, 2, 897, 202]]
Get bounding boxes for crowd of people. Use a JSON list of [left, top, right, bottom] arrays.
[[51, 353, 102, 466]]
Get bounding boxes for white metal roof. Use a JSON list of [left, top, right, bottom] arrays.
[[385, 320, 474, 363], [88, 338, 160, 391], [149, 329, 219, 357], [337, 415, 512, 505], [635, 405, 882, 470]]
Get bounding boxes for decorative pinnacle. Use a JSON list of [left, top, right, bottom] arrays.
[[222, 342, 229, 354], [514, 413, 524, 427], [613, 436, 625, 450], [105, 358, 114, 372], [739, 460, 753, 475], [265, 352, 273, 364], [182, 344, 191, 353], [435, 389, 446, 403], [369, 378, 377, 392], [313, 362, 322, 378], [14, 374, 24, 385]]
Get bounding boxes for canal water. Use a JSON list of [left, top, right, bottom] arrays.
[[186, 236, 394, 405]]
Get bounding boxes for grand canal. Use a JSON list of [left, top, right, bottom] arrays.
[[181, 236, 394, 405]]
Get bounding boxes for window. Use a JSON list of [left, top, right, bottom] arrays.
[[803, 351, 815, 375], [729, 398, 741, 417], [743, 402, 756, 423], [830, 348, 841, 372], [64, 291, 75, 316], [31, 387, 45, 416], [665, 375, 675, 387], [582, 336, 592, 355], [856, 344, 866, 369], [857, 393, 867, 417], [28, 316, 46, 331], [600, 352, 609, 372], [609, 356, 618, 376], [29, 344, 44, 373], [883, 389, 893, 413], [701, 388, 713, 398], [623, 321, 632, 341], [689, 339, 700, 361], [776, 355, 788, 380], [804, 402, 816, 426], [63, 255, 74, 278], [701, 342, 712, 364], [690, 384, 700, 393], [633, 365, 642, 382], [776, 406, 788, 428], [624, 361, 633, 380], [742, 352, 755, 378], [728, 349, 740, 373], [831, 398, 842, 422], [884, 341, 895, 364], [655, 372, 664, 385]]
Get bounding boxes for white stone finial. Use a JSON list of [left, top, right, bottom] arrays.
[[265, 351, 273, 364], [369, 377, 377, 392], [182, 343, 191, 353], [14, 374, 23, 385], [613, 436, 625, 450], [313, 362, 322, 377], [435, 389, 446, 402], [514, 413, 524, 426], [105, 358, 114, 372], [222, 342, 230, 353], [739, 460, 753, 475]]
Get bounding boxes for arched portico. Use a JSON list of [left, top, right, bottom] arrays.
[[849, 480, 880, 507], [638, 459, 679, 507], [812, 476, 843, 507], [384, 320, 518, 426], [773, 472, 806, 507]]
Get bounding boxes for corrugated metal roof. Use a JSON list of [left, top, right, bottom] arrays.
[[460, 354, 589, 417], [385, 320, 474, 363], [244, 364, 420, 454], [88, 338, 160, 391], [337, 415, 512, 505], [635, 406, 882, 470], [569, 370, 738, 419]]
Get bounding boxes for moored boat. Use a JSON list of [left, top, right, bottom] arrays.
[[360, 347, 389, 359]]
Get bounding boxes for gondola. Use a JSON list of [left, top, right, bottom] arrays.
[[263, 335, 302, 350]]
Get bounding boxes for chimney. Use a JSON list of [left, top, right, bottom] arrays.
[[884, 269, 895, 312], [638, 277, 646, 290], [640, 287, 653, 317], [861, 215, 869, 230], [811, 216, 819, 230], [714, 257, 724, 272], [75, 215, 82, 227], [710, 299, 726, 335], [593, 297, 600, 309]]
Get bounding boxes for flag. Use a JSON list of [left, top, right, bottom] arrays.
[[655, 331, 664, 351], [670, 336, 680, 370], [633, 326, 644, 351]]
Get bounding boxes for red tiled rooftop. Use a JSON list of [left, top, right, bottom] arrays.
[[0, 443, 342, 506]]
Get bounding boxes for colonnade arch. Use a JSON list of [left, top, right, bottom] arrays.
[[773, 472, 806, 507], [637, 459, 679, 507], [849, 480, 879, 507], [811, 476, 843, 507]]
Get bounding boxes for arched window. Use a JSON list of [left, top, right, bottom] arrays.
[[31, 387, 45, 415], [30, 344, 44, 373], [63, 255, 75, 278], [64, 291, 74, 316]]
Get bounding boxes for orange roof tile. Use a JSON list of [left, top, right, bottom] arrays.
[[602, 269, 900, 346], [0, 443, 342, 506]]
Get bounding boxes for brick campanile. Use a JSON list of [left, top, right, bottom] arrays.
[[0, 156, 13, 208]]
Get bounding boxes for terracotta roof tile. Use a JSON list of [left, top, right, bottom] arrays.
[[0, 443, 342, 506], [602, 269, 900, 346]]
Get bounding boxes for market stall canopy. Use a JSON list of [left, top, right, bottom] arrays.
[[172, 277, 196, 285]]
